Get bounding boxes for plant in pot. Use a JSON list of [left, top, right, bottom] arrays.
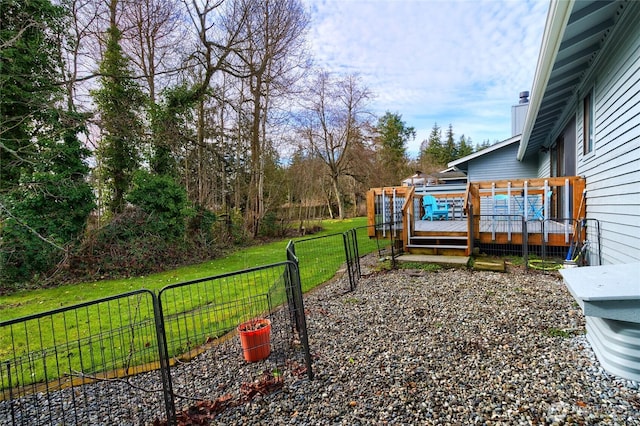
[[237, 318, 271, 362]]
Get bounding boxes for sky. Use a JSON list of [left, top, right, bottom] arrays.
[[303, 0, 550, 158]]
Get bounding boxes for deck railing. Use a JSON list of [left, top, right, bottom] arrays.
[[367, 176, 587, 258]]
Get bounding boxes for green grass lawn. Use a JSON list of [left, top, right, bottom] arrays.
[[1, 217, 380, 389], [0, 217, 368, 322]]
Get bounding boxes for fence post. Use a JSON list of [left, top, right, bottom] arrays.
[[5, 361, 15, 424], [541, 219, 547, 262], [286, 242, 302, 334], [353, 229, 362, 279], [287, 262, 314, 380], [153, 293, 177, 426], [343, 232, 355, 291], [386, 222, 396, 268]]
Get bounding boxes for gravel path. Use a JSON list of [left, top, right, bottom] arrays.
[[211, 260, 640, 425]]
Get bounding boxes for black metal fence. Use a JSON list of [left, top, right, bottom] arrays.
[[0, 290, 166, 425], [526, 218, 601, 270], [286, 222, 401, 293], [473, 213, 601, 271], [347, 222, 402, 288], [0, 215, 601, 425], [0, 261, 312, 425], [1, 219, 397, 426]]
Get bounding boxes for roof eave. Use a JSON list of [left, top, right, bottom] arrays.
[[449, 134, 521, 168], [518, 0, 574, 161]]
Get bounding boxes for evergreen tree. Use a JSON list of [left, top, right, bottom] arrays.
[[148, 85, 196, 177], [375, 111, 415, 184], [0, 0, 94, 286], [457, 135, 474, 158], [421, 123, 445, 166], [476, 139, 493, 152], [0, 0, 63, 190], [443, 123, 457, 164], [92, 24, 146, 214]]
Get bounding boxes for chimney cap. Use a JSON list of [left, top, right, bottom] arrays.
[[519, 91, 530, 104]]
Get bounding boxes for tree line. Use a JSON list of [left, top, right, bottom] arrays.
[[0, 0, 493, 288]]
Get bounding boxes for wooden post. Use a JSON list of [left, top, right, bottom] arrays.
[[573, 178, 586, 222]]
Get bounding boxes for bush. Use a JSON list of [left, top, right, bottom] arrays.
[[0, 173, 94, 289], [259, 211, 280, 238], [62, 206, 220, 282], [126, 171, 190, 239], [188, 205, 217, 246]]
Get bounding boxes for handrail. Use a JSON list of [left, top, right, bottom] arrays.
[[400, 185, 415, 213], [463, 182, 471, 215]]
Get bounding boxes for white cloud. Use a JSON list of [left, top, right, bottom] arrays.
[[303, 0, 549, 156]]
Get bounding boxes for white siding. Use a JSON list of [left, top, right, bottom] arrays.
[[576, 10, 640, 264], [468, 143, 538, 182]]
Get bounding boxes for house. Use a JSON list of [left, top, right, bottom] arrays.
[[401, 171, 438, 187], [519, 0, 640, 265], [401, 169, 467, 187], [449, 92, 537, 182], [448, 135, 536, 182], [367, 0, 639, 381], [520, 0, 640, 382]]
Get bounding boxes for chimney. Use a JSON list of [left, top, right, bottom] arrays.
[[511, 91, 529, 136]]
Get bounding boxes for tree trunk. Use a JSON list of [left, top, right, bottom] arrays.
[[197, 97, 205, 206], [332, 175, 344, 219]]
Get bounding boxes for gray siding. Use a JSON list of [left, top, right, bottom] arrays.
[[537, 151, 550, 178], [576, 6, 640, 264], [468, 143, 538, 182]]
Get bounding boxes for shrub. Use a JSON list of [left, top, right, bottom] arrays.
[[126, 171, 190, 239]]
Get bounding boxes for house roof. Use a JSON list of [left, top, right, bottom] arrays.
[[401, 169, 467, 185], [518, 0, 627, 161], [448, 134, 521, 170]]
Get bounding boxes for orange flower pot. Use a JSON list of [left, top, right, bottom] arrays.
[[237, 319, 271, 362]]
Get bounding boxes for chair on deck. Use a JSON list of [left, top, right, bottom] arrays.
[[493, 194, 509, 219], [422, 195, 449, 221], [530, 190, 553, 220]]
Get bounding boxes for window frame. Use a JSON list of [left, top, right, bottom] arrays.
[[582, 89, 595, 156]]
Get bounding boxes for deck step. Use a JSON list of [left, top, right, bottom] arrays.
[[410, 235, 467, 241], [407, 244, 468, 250], [396, 254, 470, 268]]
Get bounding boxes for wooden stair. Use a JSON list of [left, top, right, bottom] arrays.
[[407, 231, 468, 256]]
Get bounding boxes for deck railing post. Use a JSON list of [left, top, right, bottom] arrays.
[[468, 202, 475, 255], [523, 181, 529, 221], [564, 180, 571, 243], [522, 217, 529, 269]]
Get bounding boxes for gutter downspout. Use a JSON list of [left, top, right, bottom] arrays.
[[518, 0, 574, 161]]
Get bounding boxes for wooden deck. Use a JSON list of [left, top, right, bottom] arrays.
[[367, 176, 585, 255]]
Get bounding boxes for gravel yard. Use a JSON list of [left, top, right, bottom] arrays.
[[210, 260, 640, 425], [3, 259, 639, 425]]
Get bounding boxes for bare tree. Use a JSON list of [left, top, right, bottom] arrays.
[[232, 0, 309, 236], [121, 0, 188, 102], [298, 71, 371, 219]]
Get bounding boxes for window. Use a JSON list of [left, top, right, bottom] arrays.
[[583, 90, 594, 155]]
